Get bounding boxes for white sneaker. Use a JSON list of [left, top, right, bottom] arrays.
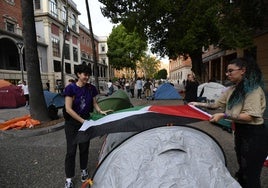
[[64, 180, 74, 188], [81, 169, 89, 182]]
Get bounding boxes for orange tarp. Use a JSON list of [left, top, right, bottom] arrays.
[[0, 115, 40, 130]]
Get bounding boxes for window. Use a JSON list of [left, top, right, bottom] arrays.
[[53, 60, 61, 72], [73, 47, 78, 62], [64, 43, 70, 60], [34, 0, 41, 9], [101, 45, 105, 52], [49, 0, 58, 18], [6, 21, 15, 32], [65, 63, 71, 74], [52, 37, 60, 57], [62, 6, 67, 22], [71, 14, 76, 31]]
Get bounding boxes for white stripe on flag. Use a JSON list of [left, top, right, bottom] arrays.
[[79, 106, 152, 131]]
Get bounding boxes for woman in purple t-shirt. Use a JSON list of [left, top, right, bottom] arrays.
[[63, 64, 107, 188]]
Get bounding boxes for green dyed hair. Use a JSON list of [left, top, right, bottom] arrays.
[[227, 57, 264, 110]]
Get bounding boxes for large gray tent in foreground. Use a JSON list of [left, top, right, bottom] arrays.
[[91, 126, 241, 188]]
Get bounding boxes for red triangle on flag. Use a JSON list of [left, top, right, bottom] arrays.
[[149, 105, 211, 121]]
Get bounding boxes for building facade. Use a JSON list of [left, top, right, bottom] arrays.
[[169, 55, 192, 84], [0, 0, 109, 92]]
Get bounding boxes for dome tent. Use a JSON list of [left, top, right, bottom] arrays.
[[96, 89, 133, 113], [197, 82, 226, 101], [0, 84, 25, 108], [153, 83, 182, 100], [91, 126, 240, 188]]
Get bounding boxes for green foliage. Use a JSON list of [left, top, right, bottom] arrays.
[[107, 24, 147, 70], [138, 55, 160, 79], [154, 69, 167, 80], [100, 0, 266, 75]]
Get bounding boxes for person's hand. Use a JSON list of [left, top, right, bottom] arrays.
[[99, 109, 113, 115], [209, 113, 224, 123], [81, 120, 91, 128]]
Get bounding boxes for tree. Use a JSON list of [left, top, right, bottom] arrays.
[[21, 1, 50, 121], [99, 0, 266, 77], [138, 55, 160, 79], [107, 24, 147, 77], [154, 69, 168, 80]]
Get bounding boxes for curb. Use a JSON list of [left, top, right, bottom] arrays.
[[0, 122, 65, 140]]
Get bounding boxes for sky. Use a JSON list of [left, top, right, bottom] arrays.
[[72, 0, 169, 63], [72, 0, 115, 36]]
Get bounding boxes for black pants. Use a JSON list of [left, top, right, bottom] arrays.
[[65, 119, 90, 178], [137, 89, 142, 99], [130, 89, 134, 97], [234, 123, 268, 188]]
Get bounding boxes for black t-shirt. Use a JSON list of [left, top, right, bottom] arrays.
[[184, 81, 199, 102]]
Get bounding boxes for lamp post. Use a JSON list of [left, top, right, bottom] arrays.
[[16, 42, 24, 82]]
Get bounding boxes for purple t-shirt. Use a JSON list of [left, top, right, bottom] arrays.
[[64, 83, 98, 116]]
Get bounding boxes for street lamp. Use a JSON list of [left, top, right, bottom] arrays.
[[16, 42, 24, 82]]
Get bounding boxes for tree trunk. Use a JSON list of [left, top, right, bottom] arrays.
[[21, 0, 50, 121], [190, 50, 204, 82]]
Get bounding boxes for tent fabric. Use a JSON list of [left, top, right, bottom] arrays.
[[0, 79, 12, 88], [43, 91, 65, 108], [92, 126, 241, 188], [76, 105, 211, 143], [0, 114, 40, 130], [0, 85, 25, 108], [96, 90, 133, 112], [154, 83, 182, 100], [197, 82, 226, 101]]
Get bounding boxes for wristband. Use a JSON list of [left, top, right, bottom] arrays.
[[224, 113, 228, 119]]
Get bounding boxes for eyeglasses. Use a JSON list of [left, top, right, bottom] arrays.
[[225, 69, 241, 74]]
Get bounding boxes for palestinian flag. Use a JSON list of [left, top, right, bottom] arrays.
[[76, 105, 212, 143]]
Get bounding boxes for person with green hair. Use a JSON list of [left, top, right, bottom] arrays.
[[190, 57, 268, 188]]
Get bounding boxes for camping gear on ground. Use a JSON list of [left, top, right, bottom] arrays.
[[153, 83, 182, 100], [0, 85, 25, 108], [91, 126, 240, 188], [197, 82, 226, 101], [96, 90, 133, 113], [43, 91, 65, 119], [0, 114, 40, 130]]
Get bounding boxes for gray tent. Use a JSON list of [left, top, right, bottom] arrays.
[[92, 126, 240, 188]]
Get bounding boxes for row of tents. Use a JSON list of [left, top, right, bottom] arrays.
[[0, 79, 228, 109], [0, 79, 65, 109]]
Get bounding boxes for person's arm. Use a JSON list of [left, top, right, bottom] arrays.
[[65, 96, 85, 123], [210, 112, 253, 123], [189, 101, 219, 109]]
